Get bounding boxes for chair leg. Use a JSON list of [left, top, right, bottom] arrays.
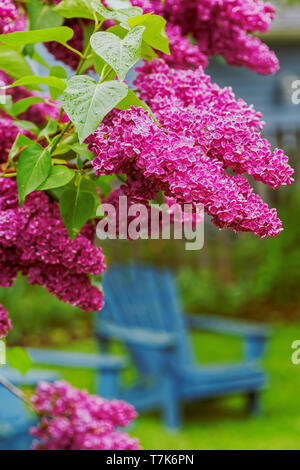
[[161, 377, 181, 431], [96, 369, 119, 399], [163, 398, 181, 431], [247, 391, 261, 415]]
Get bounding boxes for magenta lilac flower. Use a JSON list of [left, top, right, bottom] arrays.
[[88, 105, 284, 238], [0, 0, 25, 34], [0, 178, 106, 311], [134, 60, 294, 189], [43, 0, 279, 75], [101, 186, 203, 240], [162, 24, 208, 70], [0, 303, 12, 338], [30, 381, 140, 450], [144, 0, 280, 75]]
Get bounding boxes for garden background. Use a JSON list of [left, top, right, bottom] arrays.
[[1, 0, 300, 451]]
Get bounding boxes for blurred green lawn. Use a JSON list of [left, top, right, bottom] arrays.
[[32, 323, 300, 450]]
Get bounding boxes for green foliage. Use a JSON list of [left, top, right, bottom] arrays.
[[59, 187, 95, 239], [53, 0, 98, 20], [38, 120, 58, 142], [6, 347, 32, 375], [61, 76, 128, 142], [11, 97, 45, 117], [127, 14, 170, 54], [68, 143, 95, 160], [38, 165, 75, 191], [0, 45, 32, 79], [17, 143, 52, 205], [90, 26, 145, 81], [0, 27, 74, 48], [13, 119, 40, 134], [9, 75, 67, 94], [92, 2, 143, 23], [8, 133, 34, 160], [0, 276, 88, 346], [49, 66, 68, 100], [27, 0, 63, 30], [0, 0, 170, 241], [116, 88, 159, 124]]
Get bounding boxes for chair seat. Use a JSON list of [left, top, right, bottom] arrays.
[[178, 362, 266, 399]]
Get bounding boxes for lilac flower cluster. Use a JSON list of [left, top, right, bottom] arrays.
[[128, 1, 205, 69], [0, 178, 106, 311], [0, 303, 12, 338], [163, 24, 208, 70], [86, 54, 293, 238], [30, 381, 140, 450], [145, 0, 279, 75], [0, 0, 26, 34], [101, 185, 203, 240], [40, 0, 279, 75], [88, 104, 283, 238], [135, 60, 294, 189], [0, 0, 17, 32]]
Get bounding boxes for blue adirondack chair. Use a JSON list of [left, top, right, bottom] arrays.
[[0, 352, 126, 450], [95, 263, 270, 430]]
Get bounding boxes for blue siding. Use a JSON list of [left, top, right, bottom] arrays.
[[206, 44, 300, 131]]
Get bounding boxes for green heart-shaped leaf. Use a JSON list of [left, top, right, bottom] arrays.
[[61, 76, 128, 142], [90, 25, 145, 81], [106, 0, 132, 9], [128, 14, 170, 54], [59, 188, 95, 239], [17, 143, 52, 205]]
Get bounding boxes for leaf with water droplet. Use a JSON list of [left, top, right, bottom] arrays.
[[61, 76, 128, 142], [90, 25, 145, 81]]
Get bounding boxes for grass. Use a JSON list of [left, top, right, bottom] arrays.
[[31, 323, 300, 450]]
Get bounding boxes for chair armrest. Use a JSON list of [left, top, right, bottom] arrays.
[[97, 320, 176, 351], [185, 314, 270, 339], [27, 349, 126, 371]]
